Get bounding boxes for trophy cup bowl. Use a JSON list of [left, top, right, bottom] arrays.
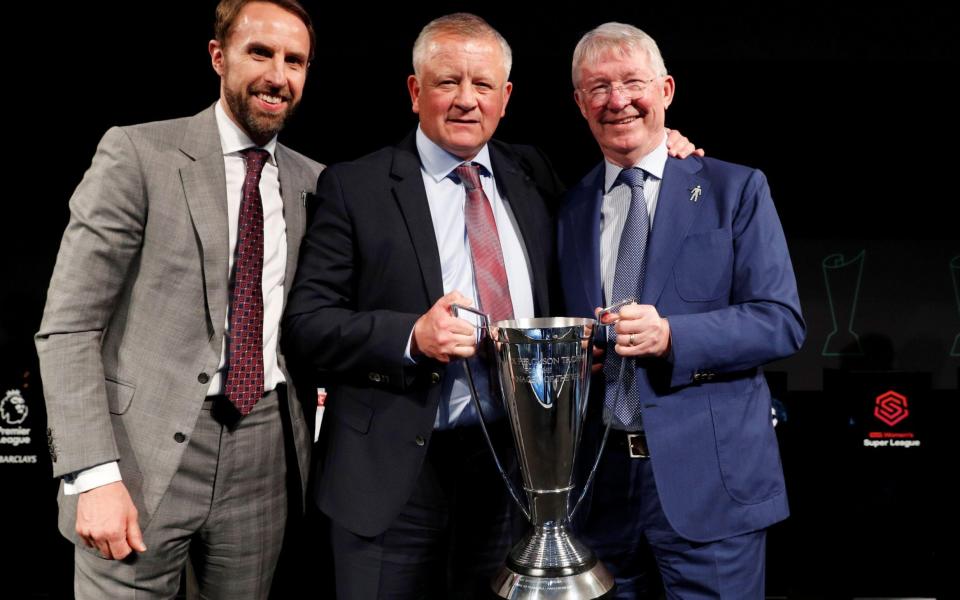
[[454, 309, 615, 599]]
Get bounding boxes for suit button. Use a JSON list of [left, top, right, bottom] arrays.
[[430, 372, 441, 384], [198, 372, 210, 384], [415, 435, 426, 447], [174, 432, 187, 443]]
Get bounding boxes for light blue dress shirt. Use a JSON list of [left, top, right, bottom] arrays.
[[412, 127, 535, 429]]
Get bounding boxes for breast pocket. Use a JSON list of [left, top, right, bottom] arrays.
[[673, 228, 733, 302]]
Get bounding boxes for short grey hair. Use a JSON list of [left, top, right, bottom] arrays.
[[572, 22, 667, 87], [412, 13, 513, 78]]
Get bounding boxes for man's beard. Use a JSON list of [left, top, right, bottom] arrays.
[[225, 85, 298, 145]]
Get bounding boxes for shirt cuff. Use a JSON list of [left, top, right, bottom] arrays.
[[63, 461, 122, 495], [404, 326, 418, 365]]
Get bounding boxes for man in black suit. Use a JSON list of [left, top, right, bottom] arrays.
[[283, 13, 562, 599]]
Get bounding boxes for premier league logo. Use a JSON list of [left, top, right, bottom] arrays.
[[1, 390, 28, 426]]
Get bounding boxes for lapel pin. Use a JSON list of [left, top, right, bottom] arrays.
[[689, 185, 702, 202]]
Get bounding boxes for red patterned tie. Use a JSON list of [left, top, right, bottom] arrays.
[[225, 149, 268, 415], [456, 162, 514, 321]]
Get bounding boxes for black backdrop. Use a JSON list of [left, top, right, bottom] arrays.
[[2, 1, 957, 597]]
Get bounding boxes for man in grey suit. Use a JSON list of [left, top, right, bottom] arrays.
[[34, 1, 321, 597]]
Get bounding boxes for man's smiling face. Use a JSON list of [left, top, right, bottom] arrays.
[[407, 34, 513, 160], [575, 47, 674, 168]]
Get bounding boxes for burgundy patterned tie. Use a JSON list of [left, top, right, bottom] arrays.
[[225, 149, 268, 415], [456, 162, 514, 321]]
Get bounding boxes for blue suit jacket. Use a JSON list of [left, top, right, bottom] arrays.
[[558, 155, 805, 543]]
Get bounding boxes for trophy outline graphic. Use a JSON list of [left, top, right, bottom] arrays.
[[822, 250, 866, 357]]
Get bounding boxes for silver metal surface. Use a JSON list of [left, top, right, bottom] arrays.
[[489, 319, 594, 524], [508, 523, 594, 569], [452, 308, 620, 599], [486, 318, 614, 599], [492, 559, 615, 599]]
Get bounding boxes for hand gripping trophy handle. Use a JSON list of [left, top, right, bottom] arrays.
[[568, 297, 634, 520], [451, 303, 531, 521]]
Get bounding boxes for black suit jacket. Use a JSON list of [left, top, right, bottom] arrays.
[[284, 132, 564, 536]]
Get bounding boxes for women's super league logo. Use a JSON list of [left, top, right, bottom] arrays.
[[873, 390, 908, 427]]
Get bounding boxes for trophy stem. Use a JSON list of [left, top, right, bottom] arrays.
[[528, 487, 572, 526], [507, 520, 593, 574]]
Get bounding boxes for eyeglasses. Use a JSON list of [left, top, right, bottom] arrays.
[[580, 78, 657, 105]]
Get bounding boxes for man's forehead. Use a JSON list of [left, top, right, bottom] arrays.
[[228, 4, 308, 46], [424, 35, 502, 62], [581, 48, 653, 78]]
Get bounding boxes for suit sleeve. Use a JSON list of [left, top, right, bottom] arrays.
[[665, 169, 805, 387], [283, 166, 421, 392], [35, 126, 147, 477]]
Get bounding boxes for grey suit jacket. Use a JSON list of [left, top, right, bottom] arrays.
[[35, 104, 323, 540]]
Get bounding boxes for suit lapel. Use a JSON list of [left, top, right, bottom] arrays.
[[641, 157, 709, 305], [275, 144, 307, 306], [179, 106, 229, 332], [489, 145, 550, 316], [391, 134, 445, 303], [570, 164, 605, 313]]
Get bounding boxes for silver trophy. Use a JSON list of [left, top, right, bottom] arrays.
[[454, 304, 627, 599]]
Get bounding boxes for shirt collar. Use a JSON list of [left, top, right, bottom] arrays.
[[215, 100, 278, 165], [603, 131, 668, 193], [416, 125, 493, 183]]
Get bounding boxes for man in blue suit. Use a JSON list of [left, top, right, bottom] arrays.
[[558, 23, 805, 598]]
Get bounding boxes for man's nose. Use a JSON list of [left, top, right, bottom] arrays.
[[453, 82, 479, 110], [606, 85, 632, 110], [263, 56, 288, 88]]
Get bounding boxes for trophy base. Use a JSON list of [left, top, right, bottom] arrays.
[[491, 559, 614, 599]]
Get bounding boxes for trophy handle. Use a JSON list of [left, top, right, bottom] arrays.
[[567, 298, 634, 521], [451, 304, 532, 521], [596, 297, 635, 322], [450, 303, 490, 329]]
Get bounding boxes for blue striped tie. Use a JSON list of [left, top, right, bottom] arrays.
[[604, 167, 649, 429]]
